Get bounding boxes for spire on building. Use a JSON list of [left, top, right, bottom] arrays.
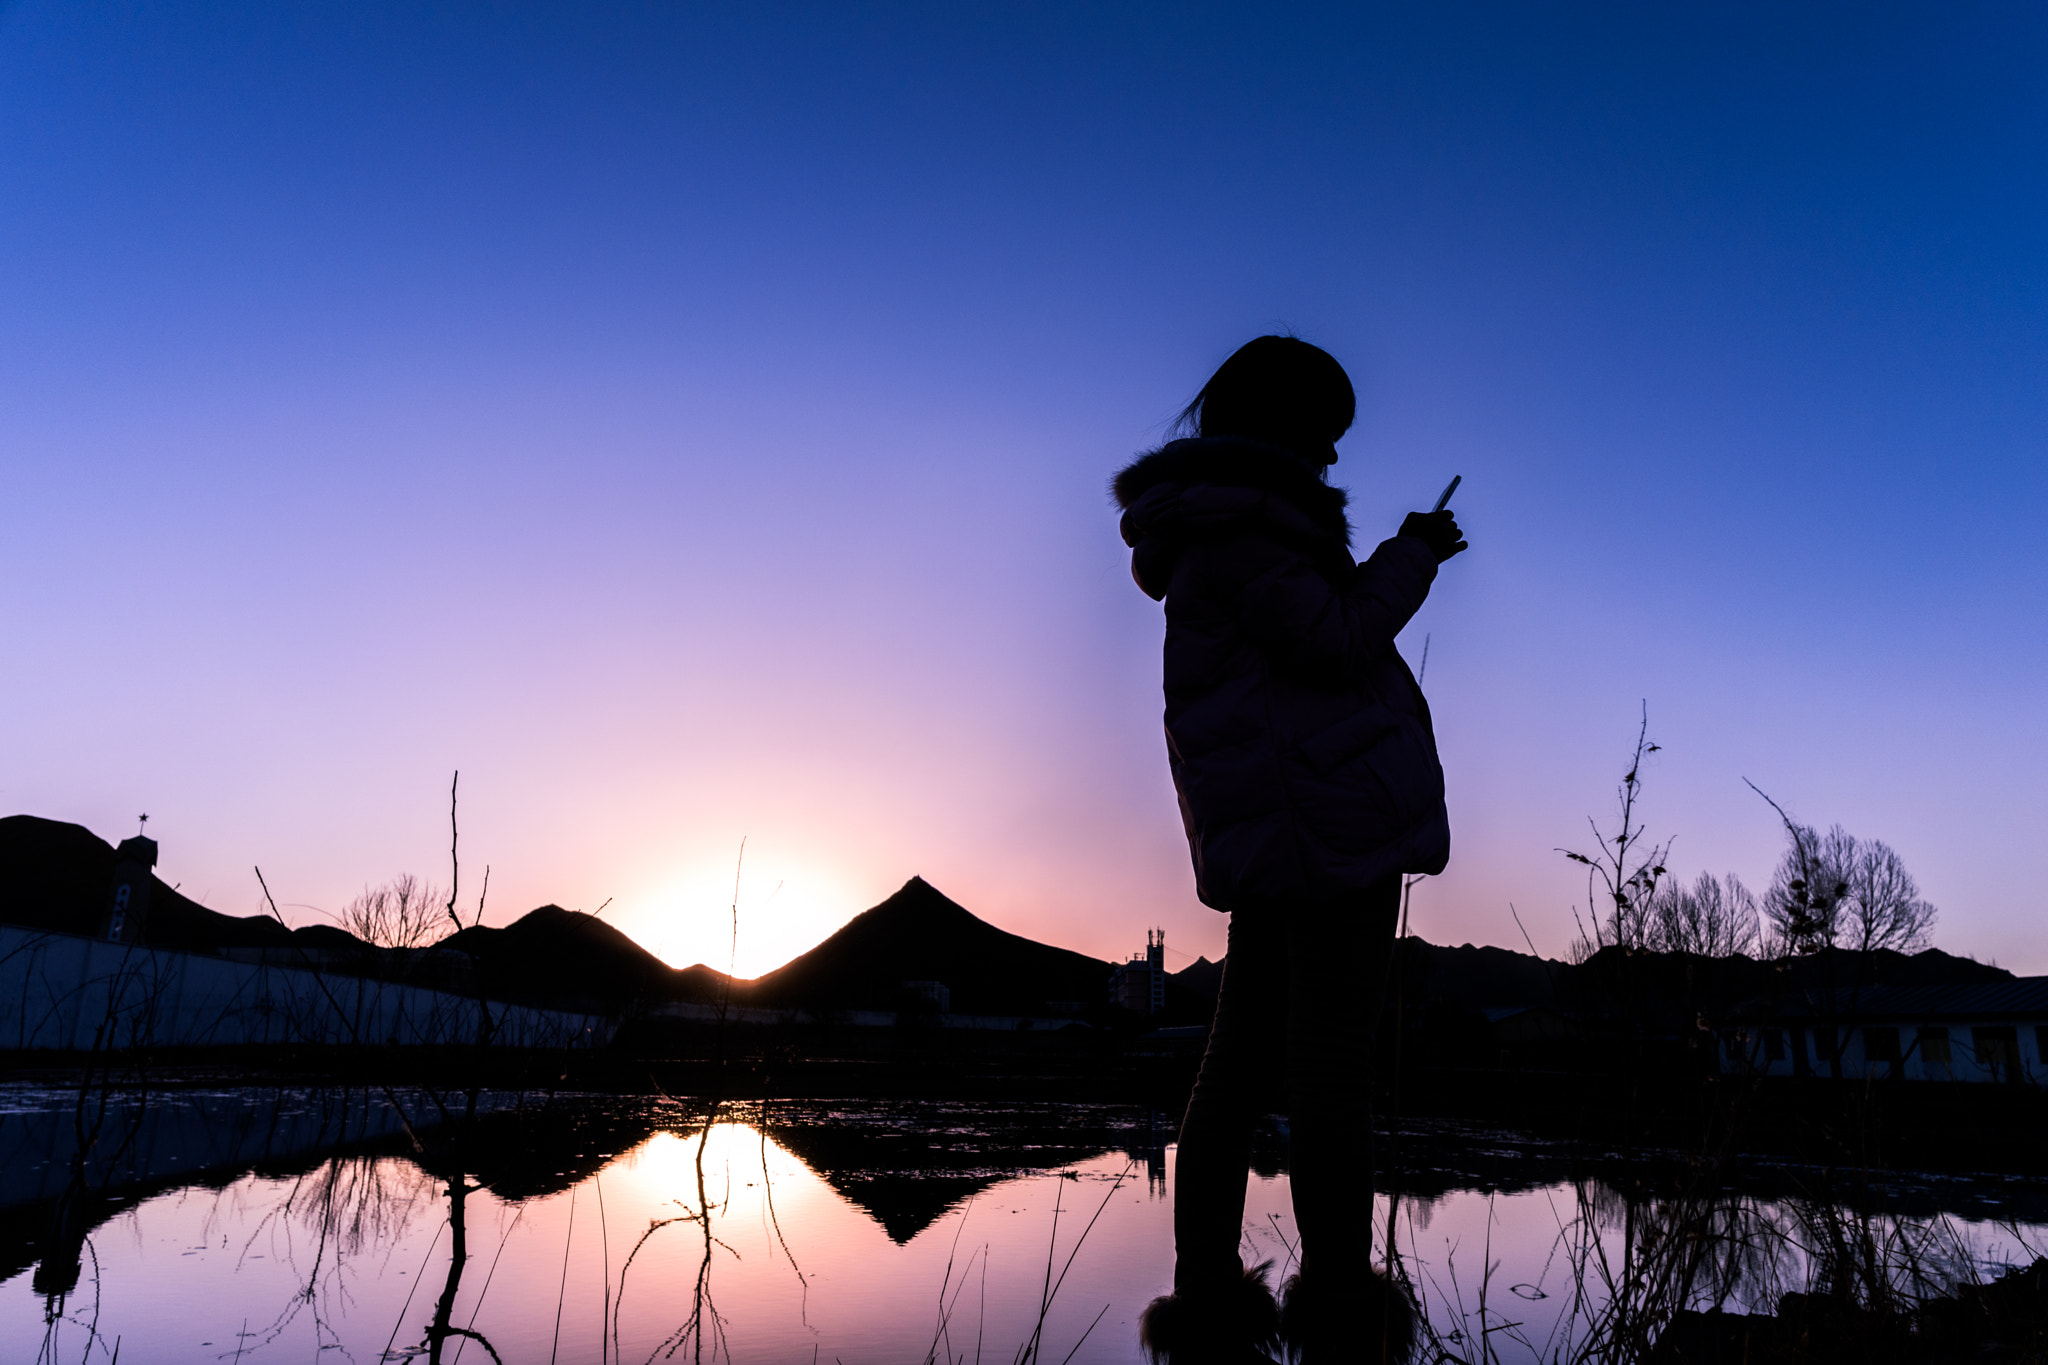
[[101, 831, 159, 945], [1111, 927, 1169, 1014]]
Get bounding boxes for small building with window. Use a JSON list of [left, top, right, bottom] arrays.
[[1716, 979, 2048, 1084], [1110, 929, 1168, 1014]]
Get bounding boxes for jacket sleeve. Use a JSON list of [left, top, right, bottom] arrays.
[[1196, 530, 1439, 682]]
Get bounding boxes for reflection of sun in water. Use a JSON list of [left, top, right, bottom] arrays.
[[606, 1122, 844, 1250], [613, 1129, 711, 1195], [634, 852, 865, 980], [612, 1124, 817, 1195]]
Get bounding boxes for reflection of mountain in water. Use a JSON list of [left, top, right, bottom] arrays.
[[756, 1100, 1136, 1243], [0, 1086, 435, 1290], [0, 1086, 671, 1292], [10, 1087, 2045, 1299], [0, 1088, 1144, 1288], [447, 1096, 670, 1201], [1382, 1118, 2048, 1224]]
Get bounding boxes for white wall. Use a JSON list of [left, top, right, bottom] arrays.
[[1722, 1020, 2045, 1083], [0, 925, 613, 1051]]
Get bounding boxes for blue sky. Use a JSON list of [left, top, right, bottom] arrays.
[[2, 3, 2043, 974]]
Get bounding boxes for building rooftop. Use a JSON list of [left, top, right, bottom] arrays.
[[1739, 978, 2048, 1021]]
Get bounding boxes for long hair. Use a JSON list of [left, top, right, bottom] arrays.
[[1175, 335, 1355, 466]]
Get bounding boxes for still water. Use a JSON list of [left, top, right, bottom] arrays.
[[3, 1086, 2043, 1363]]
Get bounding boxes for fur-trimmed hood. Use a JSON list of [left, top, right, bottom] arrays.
[[1113, 437, 1351, 540], [1113, 437, 1354, 600]]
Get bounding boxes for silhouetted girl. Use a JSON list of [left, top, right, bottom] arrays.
[[1114, 336, 1465, 1364]]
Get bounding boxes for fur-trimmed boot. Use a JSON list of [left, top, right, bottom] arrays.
[[1139, 1260, 1283, 1365], [1278, 1267, 1418, 1365]]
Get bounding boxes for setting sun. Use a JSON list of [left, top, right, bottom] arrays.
[[624, 845, 866, 980]]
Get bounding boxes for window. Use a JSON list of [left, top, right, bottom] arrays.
[[1974, 1026, 2021, 1082], [1762, 1028, 1785, 1062], [1918, 1026, 1951, 1064], [1811, 1027, 1839, 1061], [1864, 1026, 1901, 1063], [1724, 1031, 1749, 1066], [1789, 1027, 1812, 1076]]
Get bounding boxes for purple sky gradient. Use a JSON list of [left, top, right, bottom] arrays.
[[2, 3, 2043, 977]]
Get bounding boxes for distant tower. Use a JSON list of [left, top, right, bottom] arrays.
[[1111, 928, 1169, 1014], [100, 834, 158, 945]]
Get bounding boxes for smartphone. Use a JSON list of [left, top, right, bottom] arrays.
[[1432, 475, 1462, 513]]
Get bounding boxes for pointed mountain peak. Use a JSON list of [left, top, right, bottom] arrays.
[[747, 876, 1111, 1014], [868, 876, 974, 918]]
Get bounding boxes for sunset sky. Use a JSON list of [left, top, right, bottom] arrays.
[[3, 3, 2043, 977]]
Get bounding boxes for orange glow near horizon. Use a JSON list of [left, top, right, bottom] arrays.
[[622, 847, 872, 980]]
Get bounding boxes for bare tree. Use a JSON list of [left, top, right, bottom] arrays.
[[1648, 871, 1761, 959], [338, 874, 449, 951], [1840, 836, 1939, 956], [1560, 705, 1672, 954], [1759, 817, 1850, 956], [1749, 795, 1937, 957]]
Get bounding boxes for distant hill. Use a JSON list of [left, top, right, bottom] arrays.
[[1562, 940, 2014, 1028], [745, 876, 1112, 1016], [0, 815, 740, 1013], [443, 906, 731, 1010], [1174, 926, 2015, 1023], [445, 877, 1119, 1017], [16, 812, 2003, 1030], [1171, 937, 1566, 1011], [0, 821, 1111, 1018], [0, 815, 307, 952], [1173, 955, 1223, 1001], [1402, 939, 1565, 1011]]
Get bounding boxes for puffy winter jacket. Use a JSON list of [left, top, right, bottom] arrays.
[[1114, 437, 1450, 910]]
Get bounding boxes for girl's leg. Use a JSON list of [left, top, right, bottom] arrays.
[[1142, 909, 1287, 1361], [1280, 877, 1404, 1358], [1172, 906, 1284, 1290]]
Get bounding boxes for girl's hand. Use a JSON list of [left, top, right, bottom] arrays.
[[1399, 510, 1468, 562]]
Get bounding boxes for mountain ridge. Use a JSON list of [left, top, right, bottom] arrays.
[[2, 814, 2014, 1025]]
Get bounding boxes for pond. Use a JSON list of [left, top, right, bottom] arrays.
[[3, 1085, 2043, 1363]]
